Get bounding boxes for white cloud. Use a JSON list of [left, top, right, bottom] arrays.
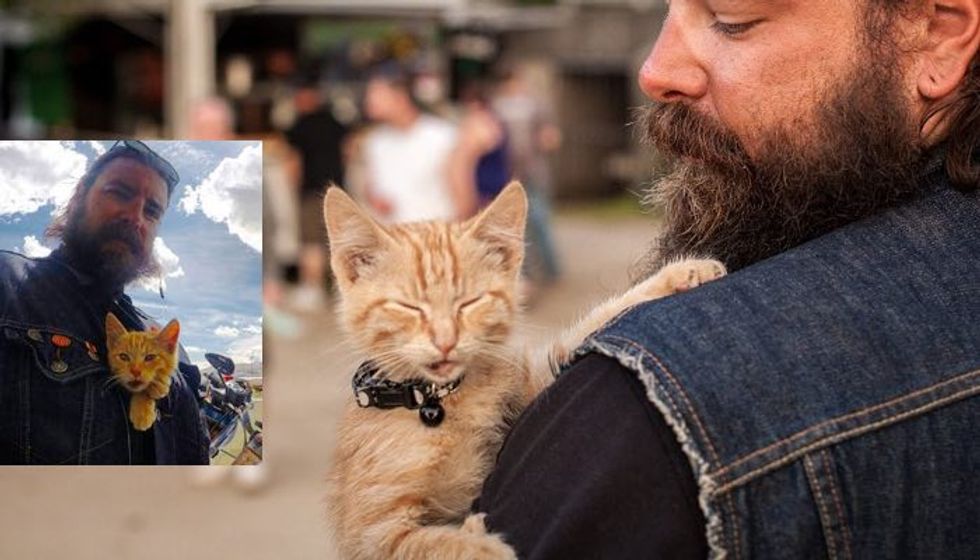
[[214, 325, 241, 338], [0, 141, 88, 216], [225, 332, 262, 365], [179, 143, 262, 252], [88, 141, 107, 156], [134, 237, 186, 294], [15, 235, 53, 258]]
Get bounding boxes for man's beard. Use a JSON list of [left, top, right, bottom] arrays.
[[62, 205, 158, 290], [639, 48, 926, 274]]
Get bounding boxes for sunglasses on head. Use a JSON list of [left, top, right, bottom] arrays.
[[107, 140, 180, 195]]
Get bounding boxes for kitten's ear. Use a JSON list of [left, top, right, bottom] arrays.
[[156, 319, 180, 354], [105, 312, 127, 345], [464, 181, 527, 271], [323, 186, 390, 285]]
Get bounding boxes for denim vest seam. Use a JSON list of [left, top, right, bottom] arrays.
[[820, 448, 853, 556], [802, 454, 840, 560], [583, 334, 743, 560], [714, 367, 980, 478], [803, 451, 854, 560], [715, 369, 980, 495], [19, 358, 30, 463], [77, 376, 95, 465]]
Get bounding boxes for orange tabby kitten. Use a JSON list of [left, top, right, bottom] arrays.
[[324, 182, 725, 559], [105, 312, 180, 431]]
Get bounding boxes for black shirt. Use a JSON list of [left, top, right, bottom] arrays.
[[476, 353, 708, 558], [285, 106, 347, 195]]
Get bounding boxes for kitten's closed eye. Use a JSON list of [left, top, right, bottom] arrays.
[[144, 354, 156, 362], [456, 295, 485, 316], [118, 353, 131, 362]]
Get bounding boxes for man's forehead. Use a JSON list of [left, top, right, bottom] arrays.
[[96, 157, 169, 204]]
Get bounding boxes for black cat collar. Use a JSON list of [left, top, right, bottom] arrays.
[[351, 361, 463, 427]]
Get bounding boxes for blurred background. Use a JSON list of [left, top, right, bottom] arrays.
[[0, 0, 671, 558]]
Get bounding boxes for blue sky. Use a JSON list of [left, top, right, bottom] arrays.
[[0, 140, 262, 369]]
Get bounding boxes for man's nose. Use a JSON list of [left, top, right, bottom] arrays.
[[638, 13, 708, 103], [118, 200, 148, 235]]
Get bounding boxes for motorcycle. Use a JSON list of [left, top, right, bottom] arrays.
[[199, 352, 263, 465]]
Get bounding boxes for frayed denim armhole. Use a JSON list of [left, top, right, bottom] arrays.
[[572, 336, 733, 560]]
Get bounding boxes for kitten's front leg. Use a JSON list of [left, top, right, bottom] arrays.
[[129, 392, 158, 431], [526, 257, 726, 395], [389, 520, 517, 560], [146, 373, 172, 400]]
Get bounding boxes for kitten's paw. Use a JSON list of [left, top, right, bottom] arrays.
[[146, 376, 172, 400], [462, 513, 489, 535], [460, 514, 517, 560], [468, 534, 518, 560], [129, 396, 158, 431], [654, 258, 727, 295]]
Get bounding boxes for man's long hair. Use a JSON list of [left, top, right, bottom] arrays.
[[45, 151, 138, 240]]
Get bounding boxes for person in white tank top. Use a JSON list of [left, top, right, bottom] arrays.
[[361, 68, 474, 224]]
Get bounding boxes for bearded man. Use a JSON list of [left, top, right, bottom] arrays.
[[475, 1, 980, 558], [0, 141, 208, 465]]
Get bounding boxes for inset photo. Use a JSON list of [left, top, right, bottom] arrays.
[[0, 140, 262, 465]]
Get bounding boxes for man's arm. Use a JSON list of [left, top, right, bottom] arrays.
[[476, 353, 708, 558]]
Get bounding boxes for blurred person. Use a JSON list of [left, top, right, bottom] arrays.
[[187, 96, 236, 140], [476, 1, 980, 558], [284, 77, 348, 310], [492, 66, 562, 283], [0, 141, 208, 464], [453, 80, 512, 213], [361, 64, 473, 222]]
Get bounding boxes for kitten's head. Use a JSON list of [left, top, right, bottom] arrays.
[[324, 182, 528, 384], [105, 312, 180, 393]]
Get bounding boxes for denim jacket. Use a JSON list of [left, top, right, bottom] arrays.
[[0, 247, 208, 464], [577, 169, 980, 558]]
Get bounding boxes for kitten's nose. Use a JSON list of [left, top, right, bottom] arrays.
[[432, 321, 458, 358], [130, 368, 141, 378], [433, 333, 457, 357], [435, 339, 456, 358]]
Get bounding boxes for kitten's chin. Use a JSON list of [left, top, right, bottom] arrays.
[[126, 380, 150, 392]]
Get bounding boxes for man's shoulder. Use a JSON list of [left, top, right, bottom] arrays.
[[593, 183, 980, 373], [0, 250, 55, 282]]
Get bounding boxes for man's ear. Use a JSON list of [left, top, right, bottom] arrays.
[[323, 186, 391, 286], [917, 0, 980, 100]]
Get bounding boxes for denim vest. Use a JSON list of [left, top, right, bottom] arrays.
[[578, 171, 980, 559], [0, 248, 208, 464]]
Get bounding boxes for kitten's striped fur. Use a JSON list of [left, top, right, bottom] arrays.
[[324, 182, 725, 559], [105, 312, 180, 431]]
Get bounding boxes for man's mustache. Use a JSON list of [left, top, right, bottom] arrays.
[[641, 103, 751, 172], [94, 221, 145, 259]]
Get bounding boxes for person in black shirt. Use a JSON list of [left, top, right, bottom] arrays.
[[284, 79, 348, 308]]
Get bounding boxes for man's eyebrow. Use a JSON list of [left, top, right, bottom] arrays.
[[105, 179, 136, 193]]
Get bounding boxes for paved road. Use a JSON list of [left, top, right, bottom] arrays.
[[0, 213, 659, 560]]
